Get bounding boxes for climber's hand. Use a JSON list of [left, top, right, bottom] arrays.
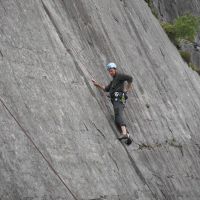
[[92, 79, 98, 86]]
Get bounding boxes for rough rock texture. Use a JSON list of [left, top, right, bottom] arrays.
[[181, 42, 200, 73], [151, 0, 200, 69], [151, 0, 200, 21], [1, 0, 200, 200]]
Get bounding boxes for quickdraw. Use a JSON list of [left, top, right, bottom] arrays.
[[114, 92, 127, 104]]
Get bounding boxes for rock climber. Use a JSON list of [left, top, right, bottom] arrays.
[[92, 63, 133, 140]]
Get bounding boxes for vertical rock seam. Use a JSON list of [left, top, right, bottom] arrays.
[[0, 97, 79, 200]]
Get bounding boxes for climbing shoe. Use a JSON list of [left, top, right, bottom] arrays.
[[118, 134, 129, 141], [125, 137, 133, 145]]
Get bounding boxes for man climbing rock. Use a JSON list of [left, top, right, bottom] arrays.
[[92, 63, 133, 140]]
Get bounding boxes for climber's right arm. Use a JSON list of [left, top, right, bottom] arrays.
[[92, 79, 106, 91]]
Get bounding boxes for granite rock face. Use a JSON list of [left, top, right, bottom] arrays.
[[151, 0, 200, 69], [0, 0, 200, 200], [151, 0, 200, 21]]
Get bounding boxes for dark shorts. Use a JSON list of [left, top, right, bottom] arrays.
[[113, 100, 126, 127]]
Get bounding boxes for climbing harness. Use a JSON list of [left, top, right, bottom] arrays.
[[112, 92, 128, 104]]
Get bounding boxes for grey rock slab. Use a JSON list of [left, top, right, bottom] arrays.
[[0, 0, 200, 199], [0, 102, 76, 200], [151, 0, 200, 21]]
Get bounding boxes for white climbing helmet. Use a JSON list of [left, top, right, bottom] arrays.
[[106, 63, 117, 70]]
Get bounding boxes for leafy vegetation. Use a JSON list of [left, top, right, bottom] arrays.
[[162, 14, 200, 46], [162, 14, 200, 75], [143, 3, 200, 76], [175, 14, 200, 41]]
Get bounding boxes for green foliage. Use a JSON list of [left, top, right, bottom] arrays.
[[162, 14, 200, 45], [161, 22, 178, 46], [162, 14, 200, 76], [175, 14, 200, 42], [179, 51, 191, 64]]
